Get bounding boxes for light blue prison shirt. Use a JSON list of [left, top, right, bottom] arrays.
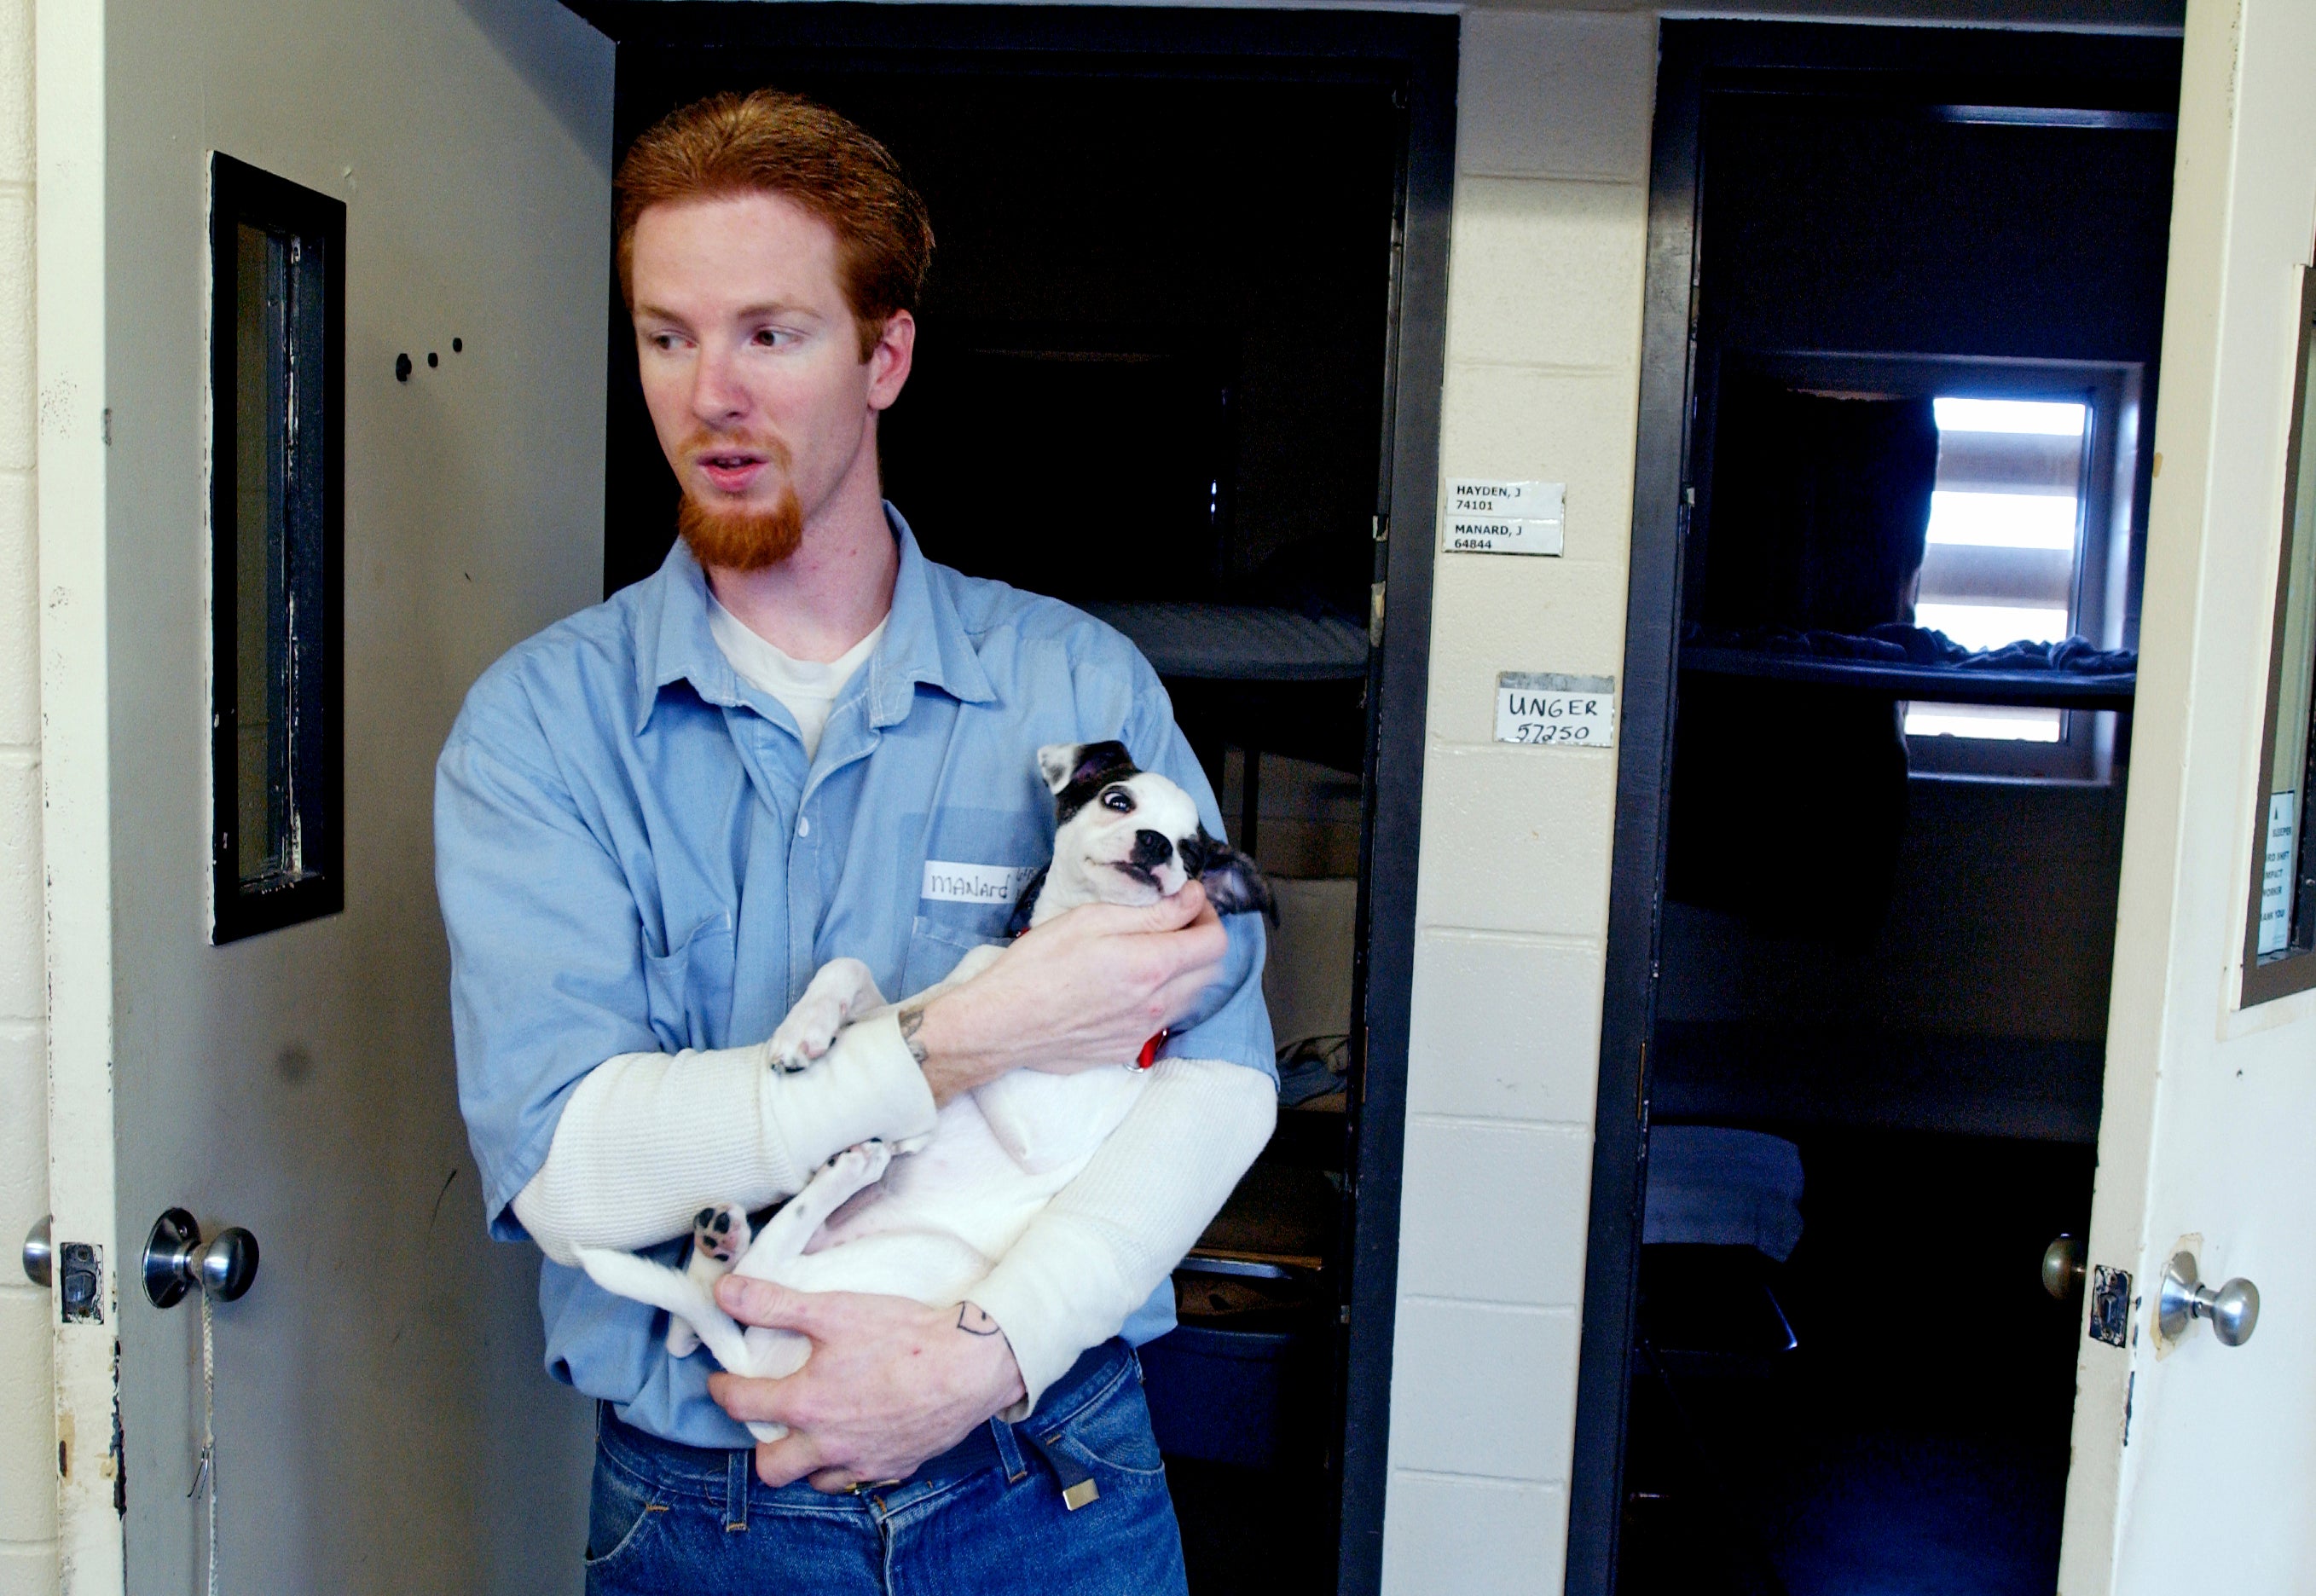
[[434, 509, 1274, 1447]]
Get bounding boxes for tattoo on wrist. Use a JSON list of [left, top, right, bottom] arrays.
[[898, 1003, 928, 1065], [956, 1303, 1003, 1338]]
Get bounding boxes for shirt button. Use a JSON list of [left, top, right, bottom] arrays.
[[796, 815, 810, 838]]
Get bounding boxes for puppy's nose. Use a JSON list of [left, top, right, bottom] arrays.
[[1132, 830, 1174, 869]]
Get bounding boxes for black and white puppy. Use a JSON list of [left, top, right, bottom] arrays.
[[577, 742, 1269, 1440]]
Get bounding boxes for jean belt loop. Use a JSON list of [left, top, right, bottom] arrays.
[[990, 1415, 1028, 1484], [725, 1446, 750, 1533]]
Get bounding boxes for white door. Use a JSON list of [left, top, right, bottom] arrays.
[[2058, 0, 2316, 1587], [39, 0, 616, 1587]]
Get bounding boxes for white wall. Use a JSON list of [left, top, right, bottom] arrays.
[[0, 0, 54, 1589], [1383, 13, 1656, 1593]]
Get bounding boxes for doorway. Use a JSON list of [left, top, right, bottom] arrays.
[[576, 8, 1455, 1592], [1566, 23, 2180, 1596]]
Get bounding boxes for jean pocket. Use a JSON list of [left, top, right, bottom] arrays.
[[641, 917, 736, 1052], [1044, 1364, 1167, 1479], [585, 1450, 666, 1570]]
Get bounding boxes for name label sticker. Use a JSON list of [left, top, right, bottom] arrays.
[[1496, 672, 1617, 748], [1445, 517, 1566, 557], [1445, 478, 1566, 521], [922, 860, 1040, 906]]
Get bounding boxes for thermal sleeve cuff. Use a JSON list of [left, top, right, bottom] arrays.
[[968, 1056, 1278, 1414], [510, 1015, 938, 1267]]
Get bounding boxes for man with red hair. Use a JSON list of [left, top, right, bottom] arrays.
[[436, 91, 1276, 1591]]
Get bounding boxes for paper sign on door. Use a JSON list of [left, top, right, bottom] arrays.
[[1496, 672, 1617, 748]]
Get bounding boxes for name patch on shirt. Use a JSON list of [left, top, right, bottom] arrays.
[[922, 860, 1040, 906]]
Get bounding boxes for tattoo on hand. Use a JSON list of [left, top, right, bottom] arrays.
[[956, 1303, 1003, 1338], [899, 1003, 928, 1065]]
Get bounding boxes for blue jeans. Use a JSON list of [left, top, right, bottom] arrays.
[[584, 1339, 1189, 1595]]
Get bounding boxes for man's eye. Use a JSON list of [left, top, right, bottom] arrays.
[[1101, 789, 1134, 812]]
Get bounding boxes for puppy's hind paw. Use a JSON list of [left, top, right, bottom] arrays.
[[688, 1202, 752, 1271], [821, 1138, 894, 1188]]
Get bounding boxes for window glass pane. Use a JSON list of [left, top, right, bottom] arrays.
[[2256, 296, 2316, 958], [234, 223, 297, 885], [1903, 396, 2087, 743]]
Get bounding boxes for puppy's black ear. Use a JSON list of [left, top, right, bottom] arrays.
[[1036, 740, 1137, 797], [1189, 828, 1277, 924]]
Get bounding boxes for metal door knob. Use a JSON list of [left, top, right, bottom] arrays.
[[2158, 1250, 2259, 1347], [142, 1208, 259, 1309], [22, 1215, 51, 1287], [2041, 1235, 2085, 1299]]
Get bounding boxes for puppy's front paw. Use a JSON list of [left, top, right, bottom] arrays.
[[767, 958, 881, 1074]]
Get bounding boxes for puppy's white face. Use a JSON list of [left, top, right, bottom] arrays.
[[1052, 770, 1206, 909], [1023, 742, 1274, 929]]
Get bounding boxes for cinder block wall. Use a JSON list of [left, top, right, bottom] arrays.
[[0, 1, 55, 1593], [1382, 14, 1655, 1593]]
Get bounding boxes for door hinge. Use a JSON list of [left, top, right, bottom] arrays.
[[1369, 581, 1386, 647]]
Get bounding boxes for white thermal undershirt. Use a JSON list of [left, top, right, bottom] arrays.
[[707, 597, 885, 760]]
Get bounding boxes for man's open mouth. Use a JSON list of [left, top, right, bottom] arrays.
[[695, 451, 769, 494]]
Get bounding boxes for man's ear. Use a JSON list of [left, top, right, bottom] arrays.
[[1036, 740, 1136, 796], [1190, 829, 1277, 924]]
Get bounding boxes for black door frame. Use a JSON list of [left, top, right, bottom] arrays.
[[561, 9, 1456, 1591], [1562, 21, 2185, 1595]]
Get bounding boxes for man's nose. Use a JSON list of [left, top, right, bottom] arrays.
[[1132, 830, 1173, 869], [690, 343, 750, 425]]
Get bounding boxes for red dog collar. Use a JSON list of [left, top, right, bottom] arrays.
[[1136, 1031, 1167, 1071]]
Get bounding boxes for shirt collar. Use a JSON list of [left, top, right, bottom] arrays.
[[634, 505, 994, 735]]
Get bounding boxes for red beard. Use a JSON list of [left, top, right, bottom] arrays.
[[674, 434, 805, 570]]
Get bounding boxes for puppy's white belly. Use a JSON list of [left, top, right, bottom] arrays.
[[759, 1069, 1145, 1308]]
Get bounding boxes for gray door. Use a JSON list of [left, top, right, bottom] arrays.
[[46, 0, 616, 1587]]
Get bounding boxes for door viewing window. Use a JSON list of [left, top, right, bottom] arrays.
[[2243, 266, 2316, 1002], [208, 153, 344, 942]]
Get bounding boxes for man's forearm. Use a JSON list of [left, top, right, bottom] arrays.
[[969, 1055, 1277, 1412], [513, 1012, 938, 1264]]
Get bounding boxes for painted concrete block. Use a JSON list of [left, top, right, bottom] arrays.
[[1445, 177, 1647, 373], [0, 1288, 53, 1544], [0, 756, 34, 1022], [1386, 1298, 1579, 1482], [1414, 745, 1617, 938], [1382, 1473, 1568, 1596], [0, 0, 26, 188], [1407, 928, 1604, 1125], [1438, 364, 1641, 564], [0, 188, 24, 475], [0, 1545, 57, 1596], [1457, 9, 1658, 183], [0, 470, 32, 747], [1398, 1118, 1592, 1306], [1425, 557, 1634, 746], [0, 1024, 41, 1245]]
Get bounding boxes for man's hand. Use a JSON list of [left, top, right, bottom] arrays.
[[907, 880, 1229, 1102], [705, 1274, 1028, 1492]]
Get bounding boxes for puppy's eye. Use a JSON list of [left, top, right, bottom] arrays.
[[1101, 788, 1135, 813]]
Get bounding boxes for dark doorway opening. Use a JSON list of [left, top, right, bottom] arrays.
[[1568, 24, 2180, 1596], [570, 9, 1456, 1593]]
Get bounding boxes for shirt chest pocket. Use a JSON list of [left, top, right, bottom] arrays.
[[902, 913, 1006, 996], [641, 917, 737, 1052]]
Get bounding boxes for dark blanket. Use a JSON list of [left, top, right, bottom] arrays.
[[1684, 622, 2137, 675]]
